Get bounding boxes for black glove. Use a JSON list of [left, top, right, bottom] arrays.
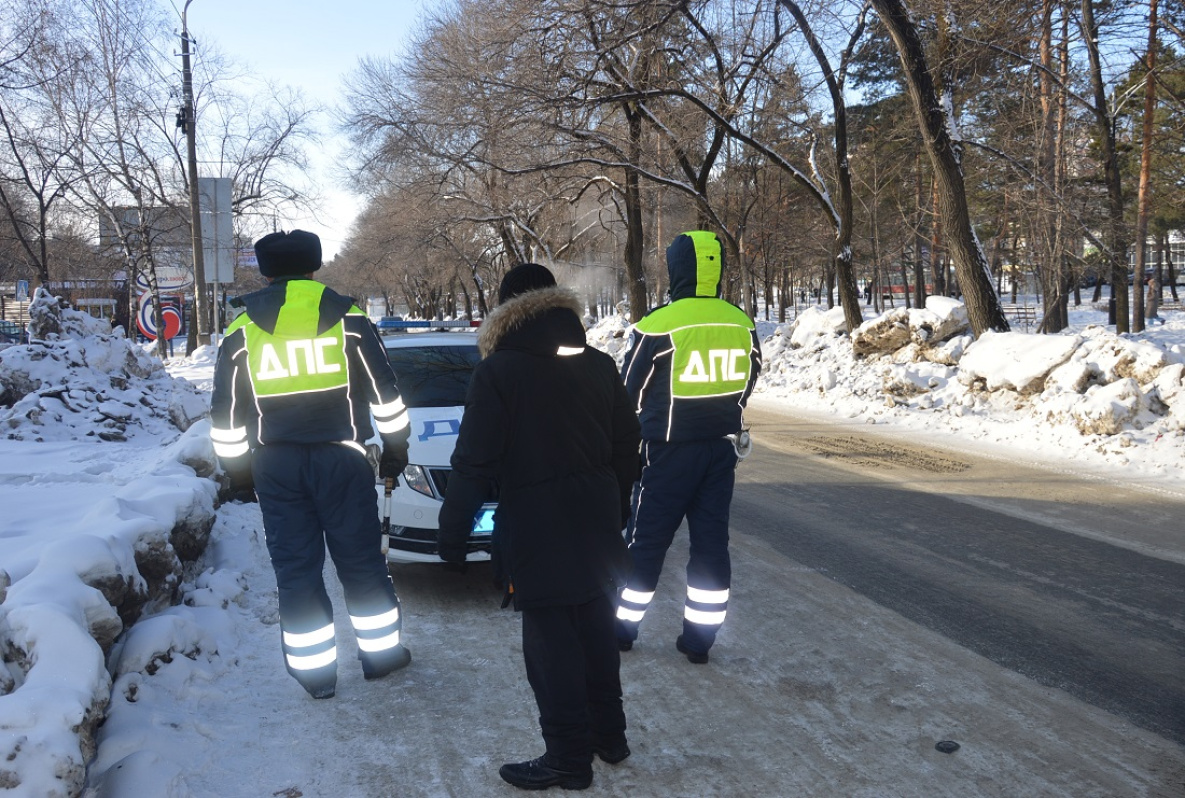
[[229, 483, 258, 503], [379, 447, 407, 481], [219, 456, 257, 503]]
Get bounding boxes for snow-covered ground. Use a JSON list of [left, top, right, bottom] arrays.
[[0, 290, 1182, 796]]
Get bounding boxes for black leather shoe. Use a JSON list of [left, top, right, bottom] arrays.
[[676, 635, 709, 664], [499, 756, 593, 790], [593, 740, 630, 765], [617, 638, 633, 652], [363, 644, 411, 680]]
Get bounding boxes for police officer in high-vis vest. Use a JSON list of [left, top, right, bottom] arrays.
[[209, 230, 412, 699], [615, 230, 762, 664]]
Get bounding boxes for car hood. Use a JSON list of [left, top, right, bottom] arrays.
[[405, 405, 464, 468]]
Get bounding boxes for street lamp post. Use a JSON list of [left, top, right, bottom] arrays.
[[180, 0, 209, 349]]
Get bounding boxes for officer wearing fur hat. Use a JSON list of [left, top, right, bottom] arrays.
[[209, 229, 412, 699], [615, 230, 762, 664], [437, 263, 640, 791]]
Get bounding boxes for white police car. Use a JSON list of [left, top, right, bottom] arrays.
[[376, 324, 495, 564]]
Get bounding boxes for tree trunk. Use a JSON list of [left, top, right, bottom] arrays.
[[1081, 0, 1130, 333], [911, 157, 925, 310], [1134, 0, 1158, 330], [871, 0, 1008, 335], [623, 107, 648, 322], [1038, 0, 1062, 332], [1167, 234, 1178, 302], [1146, 234, 1163, 319]]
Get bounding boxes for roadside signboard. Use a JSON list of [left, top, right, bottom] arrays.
[[136, 292, 183, 340], [134, 267, 193, 293], [199, 177, 234, 284]]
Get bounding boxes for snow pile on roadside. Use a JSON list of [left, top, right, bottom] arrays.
[[0, 289, 209, 443], [587, 299, 1185, 486], [0, 292, 218, 798]]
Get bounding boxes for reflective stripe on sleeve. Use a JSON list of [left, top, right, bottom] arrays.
[[211, 424, 249, 458], [374, 412, 409, 434], [211, 425, 247, 442], [371, 397, 406, 418], [213, 439, 250, 458], [372, 396, 409, 434]]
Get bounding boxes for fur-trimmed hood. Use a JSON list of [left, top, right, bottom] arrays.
[[478, 286, 586, 358]]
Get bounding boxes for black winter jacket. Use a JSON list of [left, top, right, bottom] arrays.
[[437, 287, 640, 609]]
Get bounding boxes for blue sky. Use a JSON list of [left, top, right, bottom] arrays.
[[184, 0, 431, 258]]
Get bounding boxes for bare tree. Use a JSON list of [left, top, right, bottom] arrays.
[[869, 0, 1010, 334], [0, 0, 82, 287], [1080, 0, 1132, 333], [1133, 0, 1160, 329]]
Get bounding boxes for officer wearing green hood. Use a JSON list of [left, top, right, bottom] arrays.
[[615, 230, 762, 664]]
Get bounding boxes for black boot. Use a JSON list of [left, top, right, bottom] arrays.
[[498, 755, 593, 791], [676, 635, 709, 664], [362, 644, 411, 680], [294, 663, 337, 699], [592, 739, 630, 765], [300, 674, 336, 699]]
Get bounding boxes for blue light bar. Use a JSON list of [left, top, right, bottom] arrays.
[[377, 318, 481, 330]]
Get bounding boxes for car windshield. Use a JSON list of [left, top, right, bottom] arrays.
[[386, 344, 481, 407]]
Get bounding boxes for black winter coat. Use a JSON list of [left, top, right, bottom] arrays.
[[437, 287, 640, 609]]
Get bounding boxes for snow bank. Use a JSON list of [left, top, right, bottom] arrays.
[[587, 298, 1185, 486], [0, 293, 217, 798]]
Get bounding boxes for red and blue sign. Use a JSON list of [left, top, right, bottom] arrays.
[[137, 292, 183, 340]]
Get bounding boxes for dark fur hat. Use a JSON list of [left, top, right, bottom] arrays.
[[498, 263, 557, 303], [254, 230, 322, 278]]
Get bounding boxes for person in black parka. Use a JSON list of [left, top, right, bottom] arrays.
[[437, 263, 640, 792]]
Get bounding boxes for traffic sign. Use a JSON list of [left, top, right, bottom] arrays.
[[137, 292, 183, 340]]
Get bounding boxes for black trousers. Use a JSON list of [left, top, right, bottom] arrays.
[[253, 442, 402, 692], [619, 437, 736, 652], [520, 593, 626, 770]]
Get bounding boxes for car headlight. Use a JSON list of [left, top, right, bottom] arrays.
[[403, 465, 434, 498]]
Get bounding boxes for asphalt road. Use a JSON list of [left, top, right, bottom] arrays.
[[738, 405, 1185, 749]]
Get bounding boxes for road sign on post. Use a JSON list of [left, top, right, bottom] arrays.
[[198, 177, 234, 284]]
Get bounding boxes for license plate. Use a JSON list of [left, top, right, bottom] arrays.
[[471, 507, 495, 536]]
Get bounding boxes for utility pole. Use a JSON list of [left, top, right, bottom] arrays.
[[180, 0, 209, 349]]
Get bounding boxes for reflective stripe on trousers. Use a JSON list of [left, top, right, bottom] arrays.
[[684, 585, 729, 628], [282, 622, 337, 671], [615, 587, 655, 624], [351, 606, 402, 653]]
